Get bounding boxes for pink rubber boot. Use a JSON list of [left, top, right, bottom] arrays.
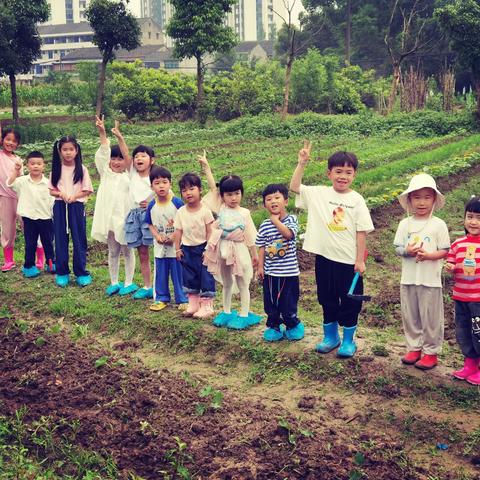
[[453, 357, 479, 380], [183, 294, 200, 317], [467, 369, 480, 385], [193, 297, 214, 319], [36, 247, 45, 270], [1, 247, 15, 272]]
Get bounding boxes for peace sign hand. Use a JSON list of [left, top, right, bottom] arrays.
[[298, 139, 312, 166], [95, 114, 106, 134]]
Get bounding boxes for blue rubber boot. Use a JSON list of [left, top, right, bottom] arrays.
[[213, 310, 237, 327], [337, 325, 357, 358], [263, 327, 284, 342], [22, 266, 40, 278], [285, 322, 305, 341], [315, 322, 341, 353]]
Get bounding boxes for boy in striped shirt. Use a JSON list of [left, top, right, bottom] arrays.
[[446, 196, 480, 384], [256, 184, 304, 342]]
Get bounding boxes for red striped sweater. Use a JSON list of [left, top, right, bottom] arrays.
[[447, 235, 480, 302]]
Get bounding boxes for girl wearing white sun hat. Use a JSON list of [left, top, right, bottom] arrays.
[[394, 173, 450, 370]]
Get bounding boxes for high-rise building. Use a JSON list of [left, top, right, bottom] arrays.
[[45, 0, 89, 24], [141, 0, 287, 42]]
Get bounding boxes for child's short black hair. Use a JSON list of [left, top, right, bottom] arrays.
[[219, 175, 243, 196], [262, 184, 289, 203], [26, 150, 44, 161], [110, 145, 123, 159], [327, 151, 358, 170], [150, 166, 172, 184], [465, 196, 480, 215], [132, 144, 155, 158], [179, 172, 201, 191]]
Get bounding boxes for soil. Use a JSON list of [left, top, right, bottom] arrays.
[[0, 316, 429, 479]]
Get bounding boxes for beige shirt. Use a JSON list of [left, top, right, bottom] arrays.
[[7, 174, 54, 220], [174, 204, 214, 246]]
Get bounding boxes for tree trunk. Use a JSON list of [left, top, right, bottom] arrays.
[[387, 63, 401, 114], [96, 55, 109, 117], [345, 0, 352, 66], [281, 55, 293, 121], [196, 55, 204, 114], [9, 73, 19, 124], [475, 78, 480, 121]]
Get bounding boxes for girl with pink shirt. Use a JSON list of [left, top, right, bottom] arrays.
[[49, 136, 93, 287], [0, 128, 22, 272]]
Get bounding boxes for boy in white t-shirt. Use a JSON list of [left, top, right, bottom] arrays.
[[7, 151, 55, 278], [394, 174, 450, 370], [290, 141, 374, 357]]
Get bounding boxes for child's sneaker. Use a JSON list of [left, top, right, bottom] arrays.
[[22, 266, 41, 278], [401, 350, 422, 365], [177, 303, 189, 312], [263, 327, 284, 342], [415, 354, 437, 370], [106, 283, 123, 296], [285, 322, 305, 341], [45, 260, 56, 273], [118, 283, 139, 296], [150, 301, 168, 311], [76, 275, 92, 287], [55, 274, 70, 287], [133, 287, 153, 300]]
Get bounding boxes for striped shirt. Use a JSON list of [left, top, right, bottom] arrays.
[[447, 235, 480, 302], [256, 214, 299, 277]]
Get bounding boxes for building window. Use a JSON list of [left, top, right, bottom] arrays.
[[48, 51, 53, 59], [164, 60, 179, 69]]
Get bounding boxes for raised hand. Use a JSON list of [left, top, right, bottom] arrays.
[[298, 139, 312, 166], [95, 114, 106, 133], [111, 120, 122, 138], [198, 149, 209, 171]]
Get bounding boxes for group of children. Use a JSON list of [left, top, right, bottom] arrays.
[[1, 124, 480, 385]]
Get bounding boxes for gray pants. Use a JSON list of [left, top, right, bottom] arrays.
[[400, 285, 444, 355], [454, 301, 480, 358]]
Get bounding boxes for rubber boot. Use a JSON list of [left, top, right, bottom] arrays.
[[35, 247, 45, 270], [337, 325, 357, 358], [193, 297, 214, 319], [183, 294, 200, 317], [467, 370, 480, 385], [1, 247, 15, 272], [315, 322, 341, 353], [453, 357, 479, 380]]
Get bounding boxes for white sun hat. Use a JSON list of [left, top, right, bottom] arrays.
[[398, 173, 445, 211]]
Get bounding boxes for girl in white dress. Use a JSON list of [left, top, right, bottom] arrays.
[[91, 116, 137, 296], [200, 152, 261, 330]]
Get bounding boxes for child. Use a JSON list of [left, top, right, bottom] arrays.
[[49, 136, 93, 287], [7, 151, 55, 277], [145, 166, 187, 311], [199, 152, 260, 329], [174, 172, 216, 318], [256, 184, 304, 341], [91, 116, 138, 297], [394, 173, 450, 370], [290, 141, 374, 357], [0, 127, 23, 271], [446, 196, 480, 384], [124, 145, 155, 299]]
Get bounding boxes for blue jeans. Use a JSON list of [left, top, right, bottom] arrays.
[[154, 257, 188, 303], [181, 243, 215, 297]]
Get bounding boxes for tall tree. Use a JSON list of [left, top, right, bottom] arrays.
[[86, 0, 141, 116], [0, 0, 50, 123], [436, 0, 480, 118], [167, 0, 237, 116]]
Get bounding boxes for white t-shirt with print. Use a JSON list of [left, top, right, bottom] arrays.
[[394, 216, 450, 288], [296, 185, 374, 264]]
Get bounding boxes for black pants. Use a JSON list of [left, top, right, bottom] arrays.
[[315, 255, 363, 328], [22, 217, 54, 268], [263, 274, 300, 330], [455, 301, 480, 358]]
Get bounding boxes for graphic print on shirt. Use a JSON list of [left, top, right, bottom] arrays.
[[265, 237, 288, 259], [327, 206, 347, 232], [472, 316, 480, 342], [406, 232, 431, 250], [462, 244, 477, 278]]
